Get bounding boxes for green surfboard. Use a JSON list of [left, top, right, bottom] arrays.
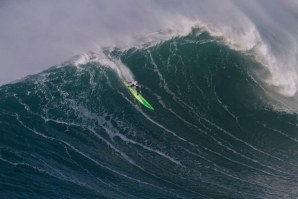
[[124, 82, 154, 110]]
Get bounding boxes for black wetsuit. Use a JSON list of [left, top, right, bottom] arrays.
[[128, 82, 141, 95], [136, 86, 141, 95]]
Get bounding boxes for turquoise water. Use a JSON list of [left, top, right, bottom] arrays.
[[1, 30, 297, 199]]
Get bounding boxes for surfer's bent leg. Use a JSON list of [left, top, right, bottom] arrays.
[[136, 87, 140, 95]]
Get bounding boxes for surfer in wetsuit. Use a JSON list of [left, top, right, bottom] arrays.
[[128, 81, 142, 95]]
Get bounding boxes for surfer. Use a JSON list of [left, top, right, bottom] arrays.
[[127, 81, 142, 95]]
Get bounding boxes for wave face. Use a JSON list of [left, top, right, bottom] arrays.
[[1, 30, 298, 199]]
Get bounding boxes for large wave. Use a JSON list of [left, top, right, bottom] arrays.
[[1, 28, 298, 199]]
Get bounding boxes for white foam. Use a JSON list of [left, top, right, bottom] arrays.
[[254, 44, 298, 97], [69, 51, 135, 82]]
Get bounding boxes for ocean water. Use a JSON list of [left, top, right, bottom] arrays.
[[0, 29, 298, 199]]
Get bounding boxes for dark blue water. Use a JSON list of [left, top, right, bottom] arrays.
[[1, 30, 297, 199]]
